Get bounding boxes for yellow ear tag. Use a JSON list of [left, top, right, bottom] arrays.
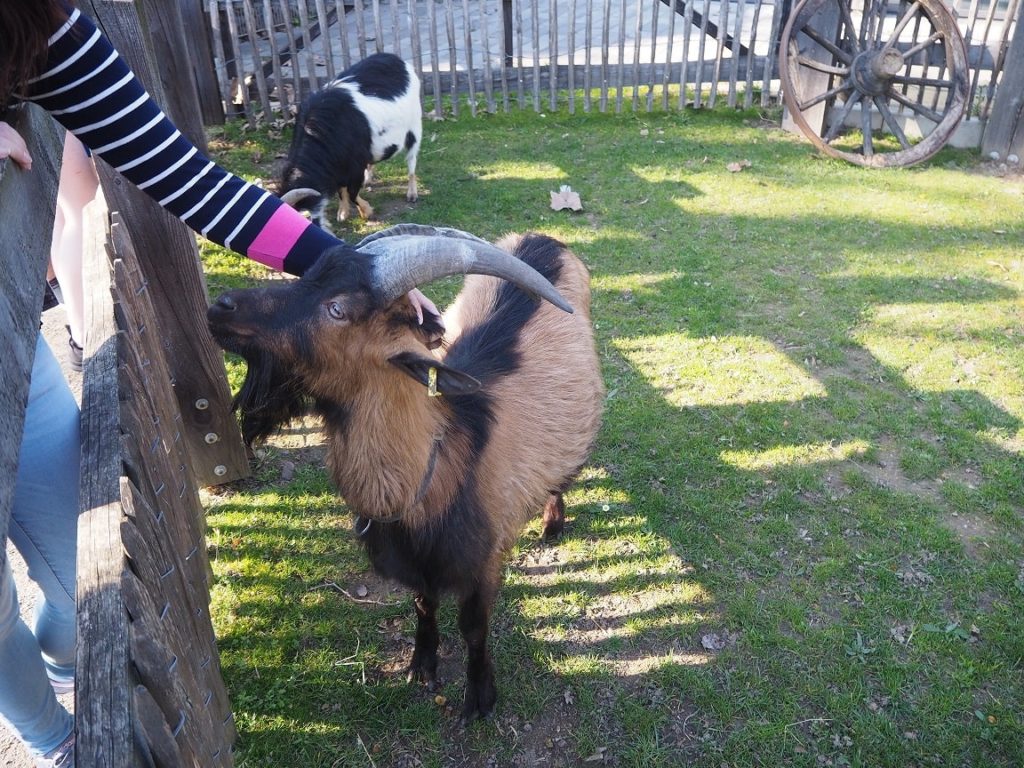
[[427, 366, 440, 397]]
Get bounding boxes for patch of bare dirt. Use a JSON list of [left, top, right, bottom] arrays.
[[854, 438, 945, 505], [940, 510, 1000, 560]]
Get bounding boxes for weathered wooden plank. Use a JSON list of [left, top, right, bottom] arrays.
[[646, 0, 660, 111], [427, 0, 443, 116], [416, 59, 772, 100], [631, 0, 643, 111], [81, 0, 250, 488], [76, 190, 134, 768], [263, 0, 290, 113], [981, 5, 1024, 161], [745, 0, 767, 108], [615, 0, 627, 112], [550, 0, 559, 110], [663, 0, 677, 109], [294, 0, 320, 91], [709, 0, 729, 107], [179, 0, 226, 125], [680, 0, 694, 107], [600, 0, 612, 110], [134, 684, 186, 768], [499, 0, 512, 111], [279, 0, 304, 99], [481, 0, 496, 113], [353, 0, 368, 61], [0, 105, 63, 548], [514, 0, 526, 108], [727, 0, 747, 107], [444, 0, 460, 116], [208, 0, 236, 117], [337, 0, 353, 71], [568, 0, 577, 113], [780, 0, 841, 138], [515, 0, 527, 108], [390, 0, 402, 58], [533, 0, 543, 111], [762, 0, 785, 107], [584, 0, 595, 111], [372, 0, 385, 54], [241, 0, 274, 116], [314, 0, 337, 79], [462, 0, 478, 115], [221, 0, 256, 124], [694, 0, 712, 107], [121, 527, 206, 767]]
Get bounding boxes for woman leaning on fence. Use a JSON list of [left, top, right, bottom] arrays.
[[0, 2, 439, 765]]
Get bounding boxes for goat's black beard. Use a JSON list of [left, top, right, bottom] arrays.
[[232, 349, 312, 447]]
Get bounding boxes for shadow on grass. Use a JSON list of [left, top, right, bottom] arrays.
[[203, 112, 1023, 766]]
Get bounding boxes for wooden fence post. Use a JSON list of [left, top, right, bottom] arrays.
[[179, 0, 227, 126], [80, 0, 249, 487], [0, 105, 64, 548], [780, 0, 840, 138], [981, 13, 1024, 163]]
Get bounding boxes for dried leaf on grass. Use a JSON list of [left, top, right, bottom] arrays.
[[551, 184, 583, 211], [701, 630, 740, 651], [727, 159, 753, 173]]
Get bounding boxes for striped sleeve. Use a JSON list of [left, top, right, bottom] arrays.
[[23, 7, 338, 276]]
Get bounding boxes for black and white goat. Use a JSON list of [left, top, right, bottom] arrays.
[[277, 53, 421, 228], [207, 225, 604, 722]]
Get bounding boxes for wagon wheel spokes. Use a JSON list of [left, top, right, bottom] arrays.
[[780, 0, 969, 167]]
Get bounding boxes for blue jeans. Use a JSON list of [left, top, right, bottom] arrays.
[[0, 333, 78, 756]]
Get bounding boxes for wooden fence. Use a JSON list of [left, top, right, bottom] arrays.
[[1, 103, 235, 767], [207, 0, 1019, 141]]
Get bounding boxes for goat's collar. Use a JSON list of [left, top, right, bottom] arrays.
[[354, 436, 441, 536]]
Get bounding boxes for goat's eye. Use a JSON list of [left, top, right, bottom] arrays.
[[327, 301, 347, 321]]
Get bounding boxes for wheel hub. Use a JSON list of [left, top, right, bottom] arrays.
[[850, 47, 904, 96]]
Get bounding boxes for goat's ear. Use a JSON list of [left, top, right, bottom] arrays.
[[388, 352, 481, 395]]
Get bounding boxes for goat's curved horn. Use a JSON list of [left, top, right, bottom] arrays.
[[356, 225, 574, 314], [280, 187, 320, 206]]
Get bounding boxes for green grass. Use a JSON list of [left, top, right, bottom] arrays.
[[200, 103, 1024, 767]]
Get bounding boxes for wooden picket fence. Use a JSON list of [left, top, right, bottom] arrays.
[[207, 0, 1018, 133]]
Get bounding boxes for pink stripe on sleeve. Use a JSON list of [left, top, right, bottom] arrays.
[[245, 205, 312, 271]]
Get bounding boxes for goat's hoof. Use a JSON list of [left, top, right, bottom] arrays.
[[541, 525, 563, 542], [459, 703, 495, 727], [406, 666, 437, 688], [460, 683, 496, 725], [406, 193, 418, 203]]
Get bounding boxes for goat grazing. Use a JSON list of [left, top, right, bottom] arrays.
[[277, 53, 421, 228], [207, 225, 604, 722]]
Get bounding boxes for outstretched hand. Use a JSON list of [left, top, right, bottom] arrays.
[[0, 122, 33, 170]]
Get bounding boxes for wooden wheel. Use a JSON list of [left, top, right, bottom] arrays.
[[780, 0, 969, 167]]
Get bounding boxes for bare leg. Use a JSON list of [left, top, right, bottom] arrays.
[[407, 592, 440, 688], [50, 132, 99, 349]]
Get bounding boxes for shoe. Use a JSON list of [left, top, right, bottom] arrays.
[[36, 730, 74, 768], [66, 326, 83, 373]]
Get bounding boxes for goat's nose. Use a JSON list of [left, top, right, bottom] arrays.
[[214, 294, 237, 311]]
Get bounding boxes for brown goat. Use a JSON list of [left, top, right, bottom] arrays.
[[207, 226, 604, 722]]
